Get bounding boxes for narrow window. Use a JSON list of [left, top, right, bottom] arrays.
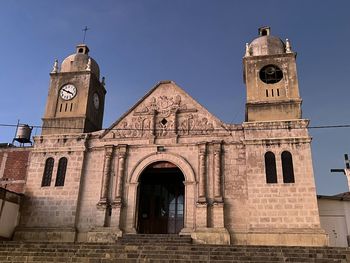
[[277, 89, 280, 96], [266, 89, 269, 97], [65, 103, 68, 112], [70, 103, 73, 112], [271, 89, 274, 97], [265, 152, 277, 184], [42, 158, 54, 187], [55, 157, 68, 186], [282, 151, 295, 183], [59, 104, 62, 112]]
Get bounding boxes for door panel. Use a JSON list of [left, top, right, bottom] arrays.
[[137, 166, 184, 234]]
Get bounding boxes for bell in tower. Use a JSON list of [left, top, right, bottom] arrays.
[[243, 26, 302, 122], [41, 44, 106, 135]]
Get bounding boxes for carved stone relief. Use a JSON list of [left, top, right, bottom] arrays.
[[136, 95, 187, 116], [178, 114, 214, 136], [111, 95, 215, 138], [113, 117, 151, 138]]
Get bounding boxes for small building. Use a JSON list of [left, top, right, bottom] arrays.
[[318, 192, 350, 247], [0, 188, 22, 239]]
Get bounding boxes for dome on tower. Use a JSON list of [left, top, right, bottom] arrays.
[[248, 26, 286, 56], [60, 44, 100, 79]]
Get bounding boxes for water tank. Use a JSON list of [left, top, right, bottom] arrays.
[[14, 124, 32, 143]]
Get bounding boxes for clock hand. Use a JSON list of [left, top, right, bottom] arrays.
[[63, 89, 73, 95]]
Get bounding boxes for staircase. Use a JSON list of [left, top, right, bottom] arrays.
[[0, 234, 350, 262]]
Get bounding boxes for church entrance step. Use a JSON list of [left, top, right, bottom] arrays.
[[118, 234, 192, 245], [1, 241, 349, 262]]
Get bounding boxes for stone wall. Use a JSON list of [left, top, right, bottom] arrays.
[[15, 134, 89, 242]]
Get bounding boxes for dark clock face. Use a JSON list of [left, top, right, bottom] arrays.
[[259, 65, 283, 84]]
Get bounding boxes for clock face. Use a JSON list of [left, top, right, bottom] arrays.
[[60, 84, 77, 100], [93, 93, 100, 109], [259, 64, 283, 84]]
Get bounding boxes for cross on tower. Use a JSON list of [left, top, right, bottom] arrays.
[[82, 26, 90, 43], [331, 154, 350, 191]]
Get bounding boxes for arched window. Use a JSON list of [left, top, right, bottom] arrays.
[[265, 152, 277, 184], [55, 157, 68, 187], [282, 151, 295, 183], [42, 158, 54, 187]]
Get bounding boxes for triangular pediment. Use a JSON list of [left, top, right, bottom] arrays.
[[101, 81, 227, 139]]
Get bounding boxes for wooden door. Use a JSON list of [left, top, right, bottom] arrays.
[[137, 165, 184, 234]]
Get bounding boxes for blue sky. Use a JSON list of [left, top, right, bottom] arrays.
[[0, 1, 349, 195]]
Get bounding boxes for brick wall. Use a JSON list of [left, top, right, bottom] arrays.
[[0, 147, 31, 193]]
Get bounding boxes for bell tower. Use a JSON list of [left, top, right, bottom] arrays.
[[42, 44, 106, 135], [243, 26, 302, 122]]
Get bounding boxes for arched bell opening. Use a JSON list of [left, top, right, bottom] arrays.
[[136, 161, 185, 234]]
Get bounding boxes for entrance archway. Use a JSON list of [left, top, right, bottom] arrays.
[[137, 161, 185, 234]]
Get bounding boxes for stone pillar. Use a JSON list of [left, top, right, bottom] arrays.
[[111, 145, 127, 228], [196, 143, 208, 228], [213, 142, 223, 202], [96, 145, 114, 226], [125, 182, 138, 233], [198, 143, 207, 202], [181, 181, 195, 234], [114, 145, 127, 203], [213, 141, 224, 228]]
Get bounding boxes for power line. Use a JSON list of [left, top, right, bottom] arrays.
[[1, 122, 350, 132]]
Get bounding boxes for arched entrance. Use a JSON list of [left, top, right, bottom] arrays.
[[137, 161, 185, 234]]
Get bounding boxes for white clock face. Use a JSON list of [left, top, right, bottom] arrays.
[[60, 84, 77, 100], [93, 93, 100, 109]]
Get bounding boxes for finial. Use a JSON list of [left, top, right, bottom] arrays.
[[86, 57, 91, 71], [245, 43, 250, 57], [51, 59, 59, 73], [286, 39, 292, 53], [102, 76, 105, 86]]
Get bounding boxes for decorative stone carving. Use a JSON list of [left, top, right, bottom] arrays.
[[155, 118, 175, 137], [178, 114, 214, 136], [111, 94, 215, 139], [113, 117, 151, 138], [86, 57, 91, 71], [285, 39, 292, 53], [51, 59, 58, 73], [136, 95, 186, 116]]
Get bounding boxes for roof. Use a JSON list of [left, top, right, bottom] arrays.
[[317, 192, 350, 201]]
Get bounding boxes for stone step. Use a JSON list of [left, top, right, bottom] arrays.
[[1, 241, 350, 263], [118, 234, 193, 245]]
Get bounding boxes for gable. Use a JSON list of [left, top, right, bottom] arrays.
[[101, 81, 228, 139]]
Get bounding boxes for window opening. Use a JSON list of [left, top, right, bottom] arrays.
[[277, 89, 280, 96], [59, 104, 62, 112], [266, 90, 268, 97], [265, 152, 277, 184], [41, 158, 54, 187], [282, 151, 295, 183], [55, 157, 68, 186], [70, 103, 73, 112]]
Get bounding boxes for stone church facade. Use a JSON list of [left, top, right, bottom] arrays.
[[14, 27, 328, 246]]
